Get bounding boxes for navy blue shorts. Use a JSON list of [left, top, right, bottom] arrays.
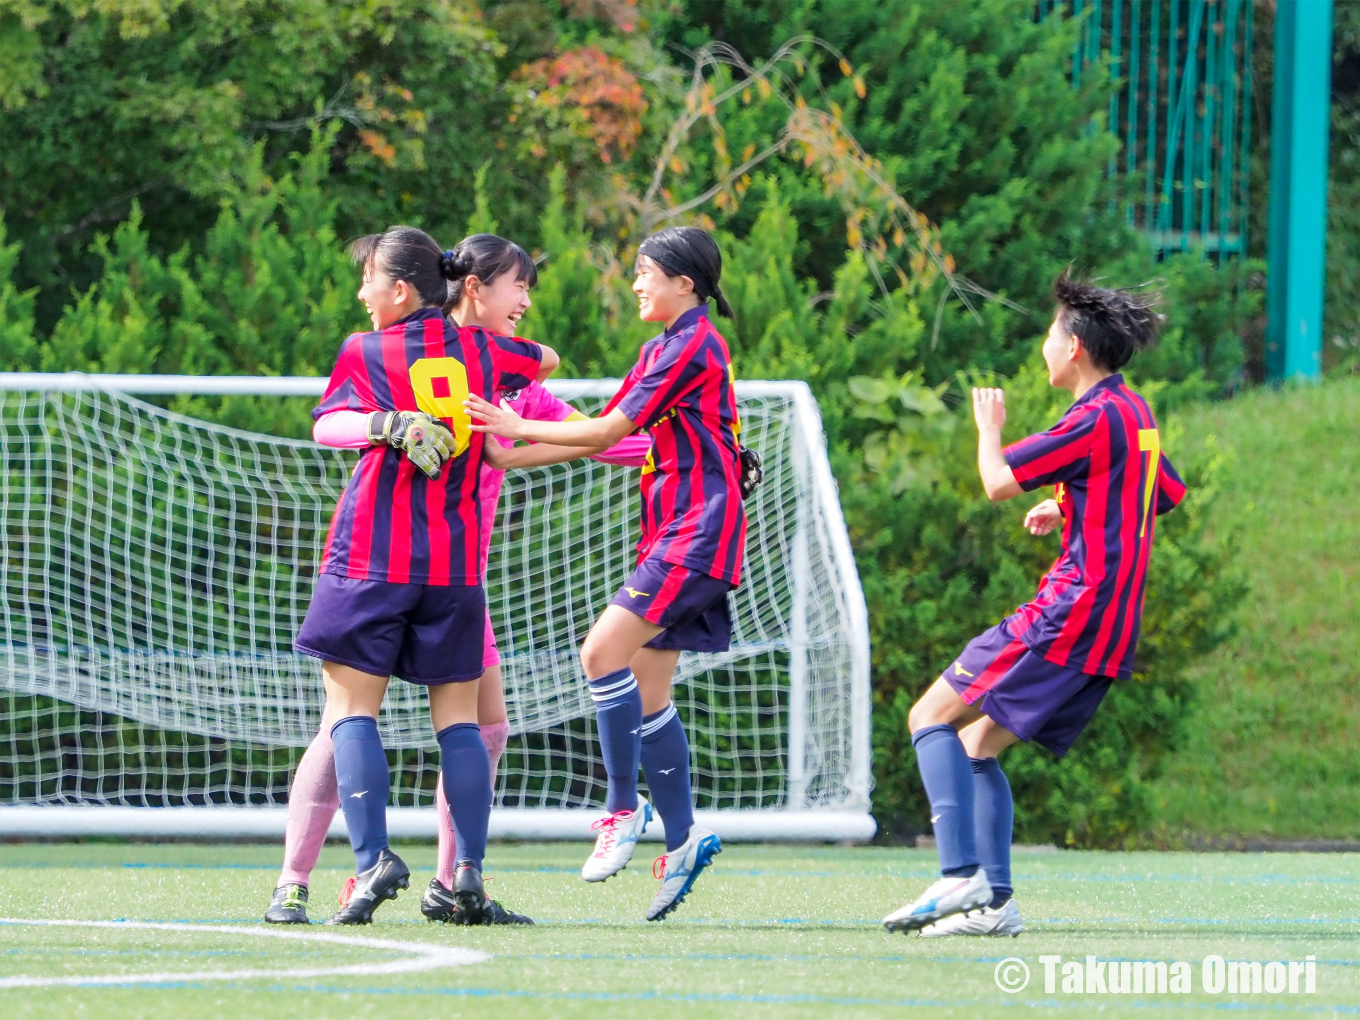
[[941, 619, 1112, 757], [610, 558, 734, 653], [295, 573, 485, 685]]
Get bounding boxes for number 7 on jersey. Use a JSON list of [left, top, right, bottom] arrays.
[[1138, 428, 1160, 538]]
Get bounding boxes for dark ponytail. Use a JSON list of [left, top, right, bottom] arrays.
[[636, 226, 734, 318], [349, 226, 455, 307], [441, 233, 538, 309]]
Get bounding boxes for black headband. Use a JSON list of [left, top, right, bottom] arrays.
[[638, 238, 717, 302]]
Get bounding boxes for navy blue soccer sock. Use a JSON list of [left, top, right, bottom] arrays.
[[911, 724, 979, 878], [970, 757, 1014, 907], [588, 668, 643, 814], [330, 715, 390, 874], [640, 703, 694, 852], [436, 723, 492, 872]]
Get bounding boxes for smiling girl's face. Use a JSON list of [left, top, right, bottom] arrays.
[[456, 270, 533, 335], [357, 266, 422, 330], [632, 254, 699, 328]]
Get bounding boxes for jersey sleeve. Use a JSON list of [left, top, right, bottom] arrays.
[[313, 409, 372, 449], [591, 434, 652, 468], [489, 335, 544, 392], [615, 330, 710, 426], [1003, 406, 1102, 491], [514, 381, 579, 424], [313, 335, 378, 419], [1155, 454, 1187, 516], [602, 352, 647, 418]]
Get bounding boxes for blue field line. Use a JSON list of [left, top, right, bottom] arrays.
[[13, 913, 1360, 941], [11, 914, 1357, 935], [7, 943, 1354, 970], [5, 860, 1358, 889], [89, 980, 1360, 1014]]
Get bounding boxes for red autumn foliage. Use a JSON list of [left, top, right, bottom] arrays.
[[516, 46, 647, 164]]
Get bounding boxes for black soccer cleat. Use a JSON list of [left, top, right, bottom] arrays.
[[424, 875, 534, 925], [473, 897, 535, 926], [325, 849, 410, 925], [420, 877, 457, 922], [441, 865, 534, 925], [452, 862, 489, 924], [264, 883, 310, 924]]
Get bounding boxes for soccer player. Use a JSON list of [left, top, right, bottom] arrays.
[[466, 226, 745, 921], [292, 226, 555, 925], [881, 272, 1186, 937], [266, 234, 648, 925]]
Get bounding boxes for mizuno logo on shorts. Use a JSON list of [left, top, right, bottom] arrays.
[[954, 663, 975, 677], [623, 587, 650, 598]]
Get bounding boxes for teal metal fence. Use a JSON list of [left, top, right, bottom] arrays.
[[1039, 0, 1255, 257]]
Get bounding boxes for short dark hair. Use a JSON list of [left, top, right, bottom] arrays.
[[442, 233, 537, 309], [1052, 269, 1163, 371], [349, 226, 452, 307], [636, 226, 734, 318]]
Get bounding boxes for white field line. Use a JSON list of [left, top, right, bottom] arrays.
[[0, 918, 489, 989]]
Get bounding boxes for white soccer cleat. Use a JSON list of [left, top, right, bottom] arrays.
[[919, 896, 1023, 937], [646, 827, 722, 921], [581, 798, 652, 882], [881, 869, 992, 933]]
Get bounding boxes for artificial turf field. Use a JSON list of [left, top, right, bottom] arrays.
[[0, 843, 1356, 1018]]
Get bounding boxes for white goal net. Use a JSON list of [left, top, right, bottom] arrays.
[[0, 375, 871, 841]]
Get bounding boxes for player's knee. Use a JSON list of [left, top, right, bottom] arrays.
[[907, 698, 938, 735], [579, 638, 617, 680]]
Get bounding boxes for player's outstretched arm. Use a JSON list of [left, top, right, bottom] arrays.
[[486, 441, 607, 470], [465, 393, 637, 448], [973, 387, 1023, 502]]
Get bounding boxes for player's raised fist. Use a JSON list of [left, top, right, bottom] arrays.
[[1023, 498, 1062, 536], [972, 387, 1007, 432]]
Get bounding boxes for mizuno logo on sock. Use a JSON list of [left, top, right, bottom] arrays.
[[659, 768, 676, 774], [630, 728, 641, 735], [931, 814, 941, 824], [351, 791, 367, 799]]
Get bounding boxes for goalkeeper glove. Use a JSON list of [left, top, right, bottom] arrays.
[[738, 445, 763, 499], [368, 411, 456, 480]]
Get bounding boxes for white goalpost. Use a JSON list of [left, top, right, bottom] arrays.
[[0, 373, 873, 842]]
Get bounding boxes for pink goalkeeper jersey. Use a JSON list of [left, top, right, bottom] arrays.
[[476, 382, 650, 572]]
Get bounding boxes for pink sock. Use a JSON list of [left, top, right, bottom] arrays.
[[278, 725, 340, 888], [482, 719, 509, 778], [435, 720, 510, 888]]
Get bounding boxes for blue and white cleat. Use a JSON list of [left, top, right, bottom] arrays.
[[646, 827, 722, 921], [581, 798, 653, 882], [881, 869, 992, 933], [919, 896, 1023, 937]]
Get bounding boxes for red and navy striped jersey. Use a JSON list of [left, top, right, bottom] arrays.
[[1002, 373, 1186, 680], [605, 304, 747, 585], [313, 306, 542, 586]]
